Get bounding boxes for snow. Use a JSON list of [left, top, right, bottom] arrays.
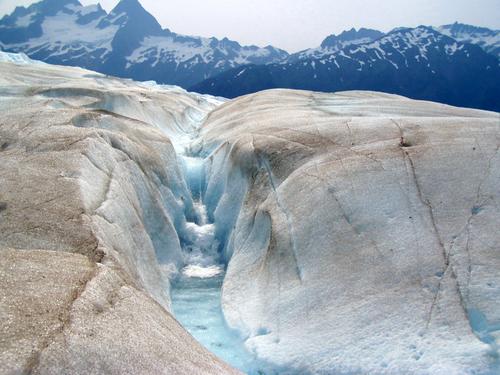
[[6, 9, 117, 60], [291, 34, 381, 62], [127, 36, 213, 66], [294, 27, 442, 71], [106, 11, 127, 24], [78, 4, 101, 16], [40, 11, 115, 47], [437, 24, 500, 56], [127, 34, 276, 68], [445, 43, 459, 55], [15, 13, 36, 28], [236, 46, 272, 60]]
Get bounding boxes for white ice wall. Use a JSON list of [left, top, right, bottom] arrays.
[[200, 89, 500, 374]]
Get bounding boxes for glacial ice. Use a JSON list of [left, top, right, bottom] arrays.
[[197, 89, 500, 374], [171, 143, 274, 373], [92, 77, 500, 374], [0, 53, 238, 374], [1, 51, 499, 375]]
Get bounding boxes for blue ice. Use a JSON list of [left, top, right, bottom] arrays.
[[171, 149, 280, 374]]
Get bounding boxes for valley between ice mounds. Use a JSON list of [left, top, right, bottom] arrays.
[[171, 116, 279, 374], [1, 53, 500, 375]]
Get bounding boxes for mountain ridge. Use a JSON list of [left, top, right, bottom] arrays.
[[191, 25, 500, 111], [0, 0, 498, 110], [0, 0, 289, 86]]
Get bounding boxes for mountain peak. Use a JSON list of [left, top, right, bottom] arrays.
[[440, 22, 498, 35], [111, 0, 146, 15], [38, 0, 81, 11], [436, 23, 500, 58], [321, 28, 384, 48], [107, 0, 162, 34]]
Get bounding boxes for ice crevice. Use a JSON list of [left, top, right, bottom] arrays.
[[164, 115, 280, 374], [97, 89, 499, 374]]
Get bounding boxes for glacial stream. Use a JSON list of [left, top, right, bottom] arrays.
[[170, 153, 273, 374]]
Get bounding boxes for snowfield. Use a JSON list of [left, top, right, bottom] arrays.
[[0, 52, 499, 375]]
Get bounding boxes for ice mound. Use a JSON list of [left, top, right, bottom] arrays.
[[0, 54, 237, 374], [199, 89, 500, 374]]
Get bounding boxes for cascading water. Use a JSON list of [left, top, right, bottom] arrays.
[[171, 152, 274, 374], [176, 155, 222, 275]]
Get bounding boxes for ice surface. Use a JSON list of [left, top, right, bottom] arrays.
[[2, 52, 499, 374], [179, 155, 206, 201], [182, 264, 223, 278], [0, 53, 238, 374], [198, 89, 500, 374]]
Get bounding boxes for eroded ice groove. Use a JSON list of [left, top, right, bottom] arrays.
[[172, 147, 278, 374], [172, 275, 277, 374]]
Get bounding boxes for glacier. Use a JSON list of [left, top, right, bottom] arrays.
[[0, 52, 238, 375], [197, 90, 500, 374], [0, 52, 499, 375]]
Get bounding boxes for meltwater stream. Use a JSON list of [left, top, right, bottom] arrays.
[[171, 274, 263, 373], [170, 154, 273, 374]]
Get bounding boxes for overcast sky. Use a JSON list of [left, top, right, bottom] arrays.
[[1, 0, 499, 52]]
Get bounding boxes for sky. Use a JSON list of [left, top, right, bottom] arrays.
[[0, 0, 499, 52]]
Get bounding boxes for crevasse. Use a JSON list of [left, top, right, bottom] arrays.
[[169, 125, 278, 374]]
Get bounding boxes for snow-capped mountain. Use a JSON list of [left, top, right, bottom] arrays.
[[192, 26, 500, 111], [1, 0, 498, 110], [437, 22, 500, 58], [289, 27, 385, 62], [0, 0, 288, 87]]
